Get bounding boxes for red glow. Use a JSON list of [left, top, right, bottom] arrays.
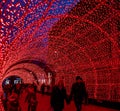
[[0, 0, 120, 104]]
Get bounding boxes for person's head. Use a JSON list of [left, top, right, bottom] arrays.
[[76, 76, 83, 83], [16, 83, 20, 89], [11, 89, 17, 96], [57, 80, 64, 89], [28, 85, 35, 93]]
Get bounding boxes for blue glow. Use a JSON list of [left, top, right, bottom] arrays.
[[2, 0, 80, 44]]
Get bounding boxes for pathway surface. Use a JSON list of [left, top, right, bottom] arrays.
[[19, 91, 119, 111]]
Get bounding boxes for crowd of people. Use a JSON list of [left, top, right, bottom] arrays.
[[0, 76, 88, 111], [1, 83, 37, 111], [1, 83, 22, 111]]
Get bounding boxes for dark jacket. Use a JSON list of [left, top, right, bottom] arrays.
[[70, 82, 87, 103], [50, 86, 67, 110]]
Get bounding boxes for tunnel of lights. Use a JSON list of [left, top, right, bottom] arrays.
[[1, 0, 120, 103]]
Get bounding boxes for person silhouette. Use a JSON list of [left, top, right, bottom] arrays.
[[50, 80, 68, 111], [7, 90, 21, 111], [25, 85, 37, 111], [69, 76, 87, 111]]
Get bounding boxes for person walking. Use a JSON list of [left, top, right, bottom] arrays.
[[40, 83, 45, 94], [7, 90, 21, 111], [25, 85, 38, 111], [50, 80, 68, 111], [69, 76, 87, 111]]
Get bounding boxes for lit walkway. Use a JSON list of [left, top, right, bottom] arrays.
[[19, 91, 119, 111]]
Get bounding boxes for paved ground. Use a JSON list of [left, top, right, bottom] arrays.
[[19, 91, 119, 111], [0, 91, 119, 111]]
